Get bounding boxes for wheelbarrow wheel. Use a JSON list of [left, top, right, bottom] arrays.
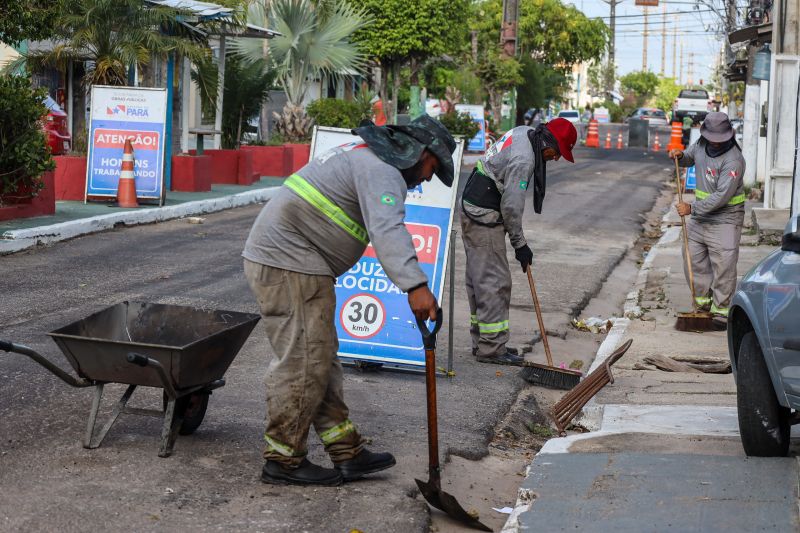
[[163, 391, 209, 436]]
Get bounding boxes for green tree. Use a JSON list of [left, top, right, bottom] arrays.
[[651, 77, 681, 119], [474, 51, 523, 130], [518, 0, 609, 68], [221, 55, 275, 149], [11, 0, 214, 87], [619, 70, 659, 106], [0, 1, 58, 46], [234, 0, 369, 142], [587, 60, 616, 100], [517, 57, 567, 120], [351, 0, 470, 120]]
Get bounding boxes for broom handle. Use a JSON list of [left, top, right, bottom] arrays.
[[526, 266, 554, 367], [674, 158, 698, 311]]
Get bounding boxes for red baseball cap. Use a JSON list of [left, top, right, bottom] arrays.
[[545, 118, 577, 163]]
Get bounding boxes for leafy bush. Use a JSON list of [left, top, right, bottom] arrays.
[[438, 111, 480, 139], [0, 74, 54, 201], [306, 98, 363, 129]]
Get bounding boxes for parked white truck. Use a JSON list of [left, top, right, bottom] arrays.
[[672, 88, 712, 123]]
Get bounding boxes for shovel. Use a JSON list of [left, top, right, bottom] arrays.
[[415, 311, 492, 532]]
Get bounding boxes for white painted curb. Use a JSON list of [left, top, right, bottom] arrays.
[[0, 187, 278, 255]]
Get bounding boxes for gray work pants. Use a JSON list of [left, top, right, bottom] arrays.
[[244, 259, 365, 467], [460, 215, 512, 357], [681, 218, 742, 314]]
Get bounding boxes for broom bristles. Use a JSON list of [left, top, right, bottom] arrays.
[[520, 363, 581, 390]]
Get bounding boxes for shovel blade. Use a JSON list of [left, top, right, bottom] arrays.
[[675, 311, 720, 332], [415, 478, 493, 532]]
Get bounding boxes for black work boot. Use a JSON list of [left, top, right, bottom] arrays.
[[476, 351, 525, 366], [261, 458, 343, 486], [334, 449, 396, 481]]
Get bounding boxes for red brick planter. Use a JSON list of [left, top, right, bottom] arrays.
[[188, 149, 239, 184], [240, 145, 286, 177], [0, 171, 56, 222], [171, 155, 212, 192], [53, 155, 87, 201], [283, 143, 311, 175], [237, 149, 258, 186]]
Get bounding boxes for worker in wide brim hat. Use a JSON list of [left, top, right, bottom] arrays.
[[460, 118, 576, 365], [669, 111, 746, 326], [243, 114, 456, 486]]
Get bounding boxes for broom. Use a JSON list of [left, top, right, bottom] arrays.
[[520, 266, 582, 390]]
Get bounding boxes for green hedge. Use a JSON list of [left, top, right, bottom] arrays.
[[0, 74, 54, 199], [306, 98, 364, 129]]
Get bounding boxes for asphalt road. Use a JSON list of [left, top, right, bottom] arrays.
[[0, 146, 669, 532]]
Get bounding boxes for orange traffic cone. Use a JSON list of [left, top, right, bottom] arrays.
[[116, 139, 139, 208], [616, 131, 624, 149], [604, 132, 612, 149], [652, 133, 661, 152], [666, 121, 684, 151], [585, 119, 599, 148]]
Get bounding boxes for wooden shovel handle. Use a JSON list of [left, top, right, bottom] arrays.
[[674, 158, 698, 310], [526, 267, 554, 367]]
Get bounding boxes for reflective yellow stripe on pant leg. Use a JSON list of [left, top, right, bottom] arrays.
[[319, 419, 356, 446], [710, 303, 729, 317], [264, 434, 300, 457], [478, 320, 509, 334]]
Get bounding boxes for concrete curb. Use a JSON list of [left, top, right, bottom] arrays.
[[0, 187, 278, 255], [502, 205, 682, 533]]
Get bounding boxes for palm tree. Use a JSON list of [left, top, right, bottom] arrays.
[[233, 0, 371, 142], [11, 0, 215, 87]]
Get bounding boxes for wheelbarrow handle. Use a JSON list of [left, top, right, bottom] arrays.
[[0, 339, 92, 388], [126, 353, 178, 399], [415, 309, 443, 350]]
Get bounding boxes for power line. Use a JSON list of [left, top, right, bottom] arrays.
[[595, 8, 713, 19]]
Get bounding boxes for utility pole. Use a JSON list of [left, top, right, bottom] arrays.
[[679, 40, 684, 85], [602, 0, 623, 92], [660, 3, 667, 76], [500, 0, 519, 129], [672, 29, 677, 79], [642, 6, 649, 71], [688, 52, 694, 85]]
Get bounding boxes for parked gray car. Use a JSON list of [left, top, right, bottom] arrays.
[[728, 215, 800, 456]]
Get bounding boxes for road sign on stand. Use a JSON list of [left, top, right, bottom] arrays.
[[309, 126, 464, 368], [85, 86, 167, 205], [455, 104, 486, 152]]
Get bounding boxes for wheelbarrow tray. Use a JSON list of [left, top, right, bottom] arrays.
[[48, 301, 260, 390]]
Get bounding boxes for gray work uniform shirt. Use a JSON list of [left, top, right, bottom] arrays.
[[242, 146, 427, 292], [679, 141, 746, 225], [462, 126, 536, 249]]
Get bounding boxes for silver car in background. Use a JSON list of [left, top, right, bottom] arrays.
[[728, 215, 800, 457]]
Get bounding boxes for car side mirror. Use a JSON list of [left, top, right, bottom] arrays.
[[782, 216, 800, 253]]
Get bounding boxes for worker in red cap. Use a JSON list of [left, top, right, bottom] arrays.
[[460, 117, 576, 365]]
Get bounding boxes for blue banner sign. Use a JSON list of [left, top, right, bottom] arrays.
[[86, 86, 167, 202]]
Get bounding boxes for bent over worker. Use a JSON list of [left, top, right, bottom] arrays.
[[460, 118, 576, 365], [669, 112, 745, 326], [242, 115, 456, 486]]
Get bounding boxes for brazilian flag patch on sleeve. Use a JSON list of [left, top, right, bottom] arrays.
[[381, 194, 396, 206], [520, 181, 529, 190]]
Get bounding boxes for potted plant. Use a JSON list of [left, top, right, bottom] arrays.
[[437, 111, 480, 142], [0, 74, 56, 220]]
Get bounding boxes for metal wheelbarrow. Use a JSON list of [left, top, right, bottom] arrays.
[[1, 301, 260, 457]]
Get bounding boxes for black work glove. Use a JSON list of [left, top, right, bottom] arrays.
[[514, 244, 533, 272]]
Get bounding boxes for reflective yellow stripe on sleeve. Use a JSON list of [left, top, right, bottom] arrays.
[[285, 174, 370, 245], [694, 190, 745, 205]]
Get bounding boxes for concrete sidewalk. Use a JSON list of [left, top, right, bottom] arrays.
[[504, 199, 800, 532], [0, 177, 284, 255]]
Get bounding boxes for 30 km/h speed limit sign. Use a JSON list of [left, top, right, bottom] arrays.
[[340, 294, 386, 339]]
